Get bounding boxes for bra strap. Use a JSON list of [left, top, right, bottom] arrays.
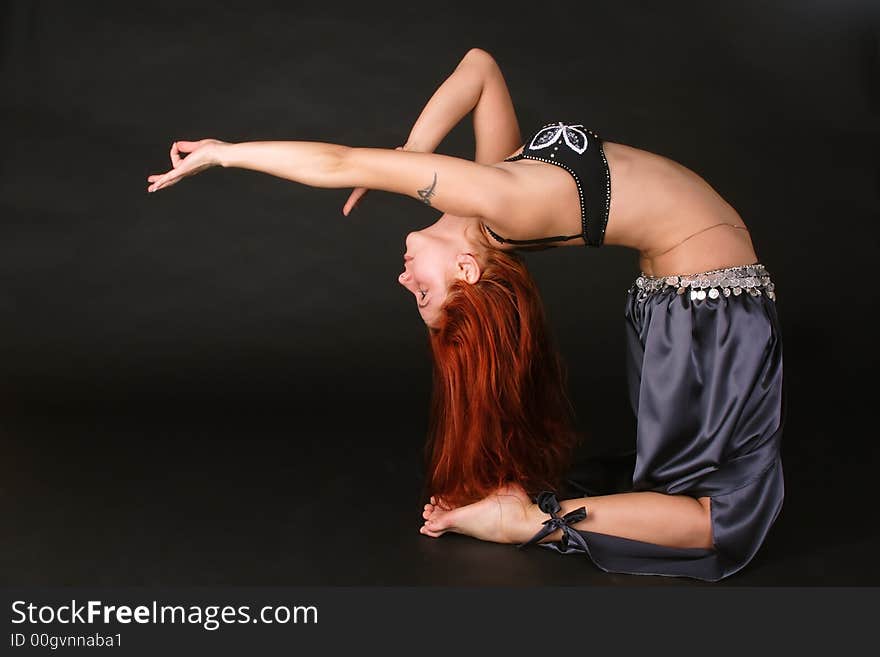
[[482, 222, 581, 246]]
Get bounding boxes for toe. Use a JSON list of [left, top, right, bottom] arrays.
[[426, 512, 452, 532], [420, 523, 443, 538]]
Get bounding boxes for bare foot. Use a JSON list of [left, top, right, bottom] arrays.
[[421, 495, 455, 521], [420, 482, 544, 544]]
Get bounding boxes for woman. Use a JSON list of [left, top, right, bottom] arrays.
[[147, 48, 785, 581]]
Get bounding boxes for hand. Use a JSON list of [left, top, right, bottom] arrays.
[[147, 139, 228, 193], [341, 144, 406, 215]]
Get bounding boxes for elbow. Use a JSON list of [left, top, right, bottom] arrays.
[[329, 143, 349, 172], [320, 144, 354, 188], [463, 47, 499, 71], [465, 47, 493, 62]]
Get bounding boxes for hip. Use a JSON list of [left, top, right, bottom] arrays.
[[628, 262, 777, 303]]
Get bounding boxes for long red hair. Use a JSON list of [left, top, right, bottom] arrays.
[[421, 246, 583, 508]]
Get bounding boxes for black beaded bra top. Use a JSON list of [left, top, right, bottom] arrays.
[[482, 121, 612, 250]]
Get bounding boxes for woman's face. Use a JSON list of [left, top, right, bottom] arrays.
[[398, 230, 454, 328], [398, 217, 484, 328]]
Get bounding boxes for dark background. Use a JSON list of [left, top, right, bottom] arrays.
[[1, 0, 877, 585]]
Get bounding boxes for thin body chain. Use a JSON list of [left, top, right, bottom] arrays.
[[649, 222, 749, 258]]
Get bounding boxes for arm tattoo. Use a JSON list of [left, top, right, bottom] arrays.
[[417, 172, 438, 206]]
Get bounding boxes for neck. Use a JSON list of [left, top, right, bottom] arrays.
[[431, 214, 484, 248]]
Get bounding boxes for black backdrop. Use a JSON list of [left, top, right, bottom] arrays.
[[1, 1, 878, 585]]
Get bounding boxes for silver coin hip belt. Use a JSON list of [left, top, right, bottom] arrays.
[[629, 263, 777, 302]]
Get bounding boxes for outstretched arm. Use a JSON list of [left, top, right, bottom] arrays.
[[147, 139, 525, 224]]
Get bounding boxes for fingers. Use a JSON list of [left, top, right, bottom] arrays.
[[168, 139, 205, 170], [343, 187, 368, 216], [149, 140, 213, 192], [146, 172, 164, 192], [340, 145, 404, 215], [147, 169, 180, 192], [170, 141, 182, 168], [175, 140, 201, 152], [150, 140, 184, 192]]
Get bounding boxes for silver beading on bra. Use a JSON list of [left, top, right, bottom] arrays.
[[629, 263, 777, 302]]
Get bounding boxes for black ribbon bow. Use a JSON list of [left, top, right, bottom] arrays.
[[516, 490, 589, 552]]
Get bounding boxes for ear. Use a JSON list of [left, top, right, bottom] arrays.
[[455, 252, 482, 284]]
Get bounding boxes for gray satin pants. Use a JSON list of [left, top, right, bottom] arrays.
[[539, 262, 785, 581]]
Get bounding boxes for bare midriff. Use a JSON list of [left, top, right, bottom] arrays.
[[636, 222, 758, 277], [496, 139, 760, 277]]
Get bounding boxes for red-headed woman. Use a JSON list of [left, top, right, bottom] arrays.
[[147, 48, 784, 582]]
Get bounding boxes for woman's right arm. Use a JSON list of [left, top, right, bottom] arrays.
[[148, 138, 531, 227], [404, 48, 522, 164]]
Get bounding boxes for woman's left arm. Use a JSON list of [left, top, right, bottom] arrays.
[[149, 139, 528, 225]]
